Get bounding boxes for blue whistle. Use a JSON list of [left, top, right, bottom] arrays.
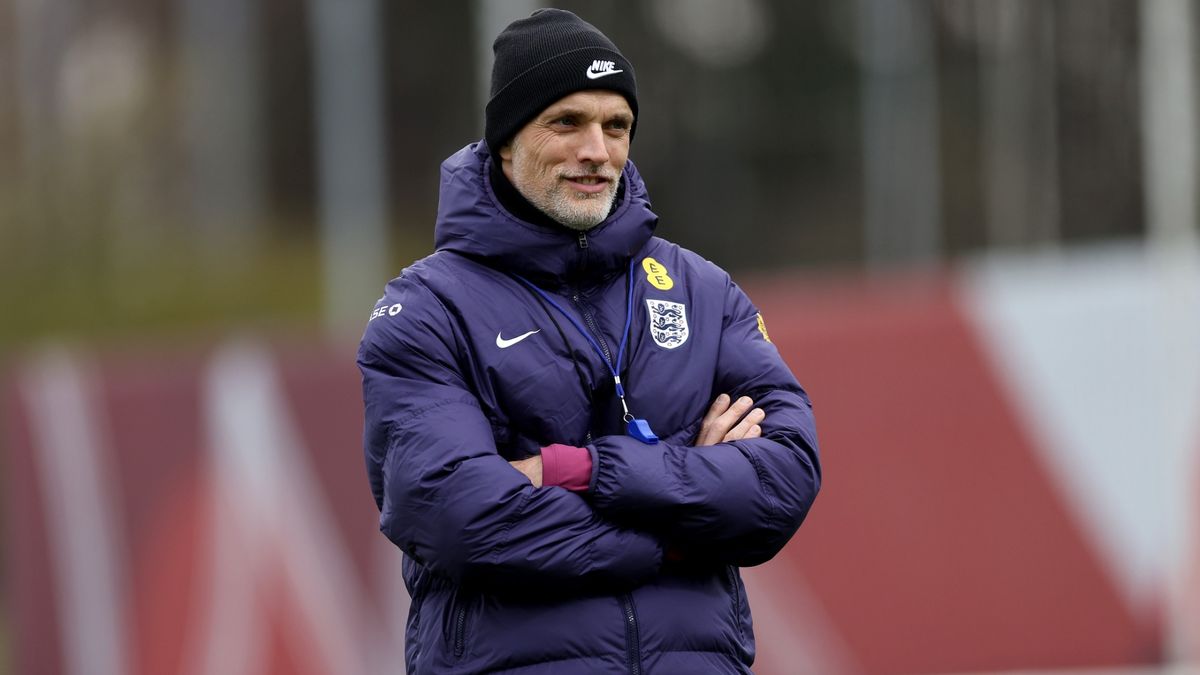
[[627, 418, 659, 444]]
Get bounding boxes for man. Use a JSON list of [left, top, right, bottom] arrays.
[[358, 9, 820, 674]]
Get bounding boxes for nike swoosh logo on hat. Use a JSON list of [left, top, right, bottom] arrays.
[[586, 67, 624, 80], [496, 329, 540, 349]]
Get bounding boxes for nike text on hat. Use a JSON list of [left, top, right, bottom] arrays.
[[484, 8, 638, 153]]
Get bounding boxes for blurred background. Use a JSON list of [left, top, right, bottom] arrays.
[[2, 0, 1198, 673]]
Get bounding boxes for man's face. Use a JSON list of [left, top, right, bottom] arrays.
[[499, 90, 633, 231]]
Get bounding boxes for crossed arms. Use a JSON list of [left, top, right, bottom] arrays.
[[508, 393, 767, 486], [358, 275, 820, 592]]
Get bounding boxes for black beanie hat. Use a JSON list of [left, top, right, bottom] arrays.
[[485, 8, 638, 153]]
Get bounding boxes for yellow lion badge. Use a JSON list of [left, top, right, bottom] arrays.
[[756, 313, 772, 343]]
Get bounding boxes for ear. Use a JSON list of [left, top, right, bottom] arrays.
[[498, 143, 513, 161]]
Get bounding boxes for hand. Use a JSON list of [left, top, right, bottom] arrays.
[[509, 455, 543, 487], [695, 394, 764, 446]]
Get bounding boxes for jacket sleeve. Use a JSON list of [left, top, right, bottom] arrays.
[[359, 276, 662, 593], [587, 276, 820, 567]]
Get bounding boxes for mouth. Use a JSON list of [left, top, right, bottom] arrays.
[[562, 174, 612, 195]]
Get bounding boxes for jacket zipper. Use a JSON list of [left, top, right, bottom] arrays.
[[727, 565, 745, 640], [569, 240, 641, 672], [453, 603, 467, 658], [572, 291, 614, 364], [621, 593, 642, 675], [573, 291, 610, 445], [577, 232, 590, 278]]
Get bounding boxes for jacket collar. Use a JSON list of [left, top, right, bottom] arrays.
[[433, 142, 658, 288]]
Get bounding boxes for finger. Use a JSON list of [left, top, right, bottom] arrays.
[[698, 395, 754, 447], [723, 407, 765, 442], [712, 396, 754, 434], [697, 393, 732, 446], [700, 393, 731, 428], [710, 393, 758, 441], [715, 396, 754, 427], [746, 424, 762, 439]]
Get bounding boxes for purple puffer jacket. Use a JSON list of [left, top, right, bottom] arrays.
[[358, 142, 820, 674]]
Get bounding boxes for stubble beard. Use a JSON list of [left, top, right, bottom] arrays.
[[510, 144, 621, 231]]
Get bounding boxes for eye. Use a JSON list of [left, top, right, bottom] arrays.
[[552, 116, 577, 127], [605, 118, 631, 132]]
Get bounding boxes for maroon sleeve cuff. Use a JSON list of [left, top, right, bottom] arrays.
[[540, 443, 592, 493]]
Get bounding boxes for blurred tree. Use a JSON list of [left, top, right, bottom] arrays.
[[0, 0, 1179, 344]]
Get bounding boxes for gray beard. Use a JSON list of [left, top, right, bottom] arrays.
[[523, 181, 618, 231], [557, 215, 603, 231], [509, 148, 620, 230]]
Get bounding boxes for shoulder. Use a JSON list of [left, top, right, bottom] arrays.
[[358, 252, 468, 364], [636, 239, 766, 328], [638, 237, 734, 290]]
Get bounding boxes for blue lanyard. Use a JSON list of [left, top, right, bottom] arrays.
[[513, 258, 658, 444]]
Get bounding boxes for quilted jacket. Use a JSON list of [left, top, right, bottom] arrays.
[[358, 142, 820, 674]]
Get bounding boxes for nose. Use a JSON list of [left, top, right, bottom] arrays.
[[575, 123, 610, 166]]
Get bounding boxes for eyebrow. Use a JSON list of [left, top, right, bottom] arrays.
[[541, 107, 633, 124], [542, 107, 587, 120]]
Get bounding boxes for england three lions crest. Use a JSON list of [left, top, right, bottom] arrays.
[[646, 299, 689, 349]]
